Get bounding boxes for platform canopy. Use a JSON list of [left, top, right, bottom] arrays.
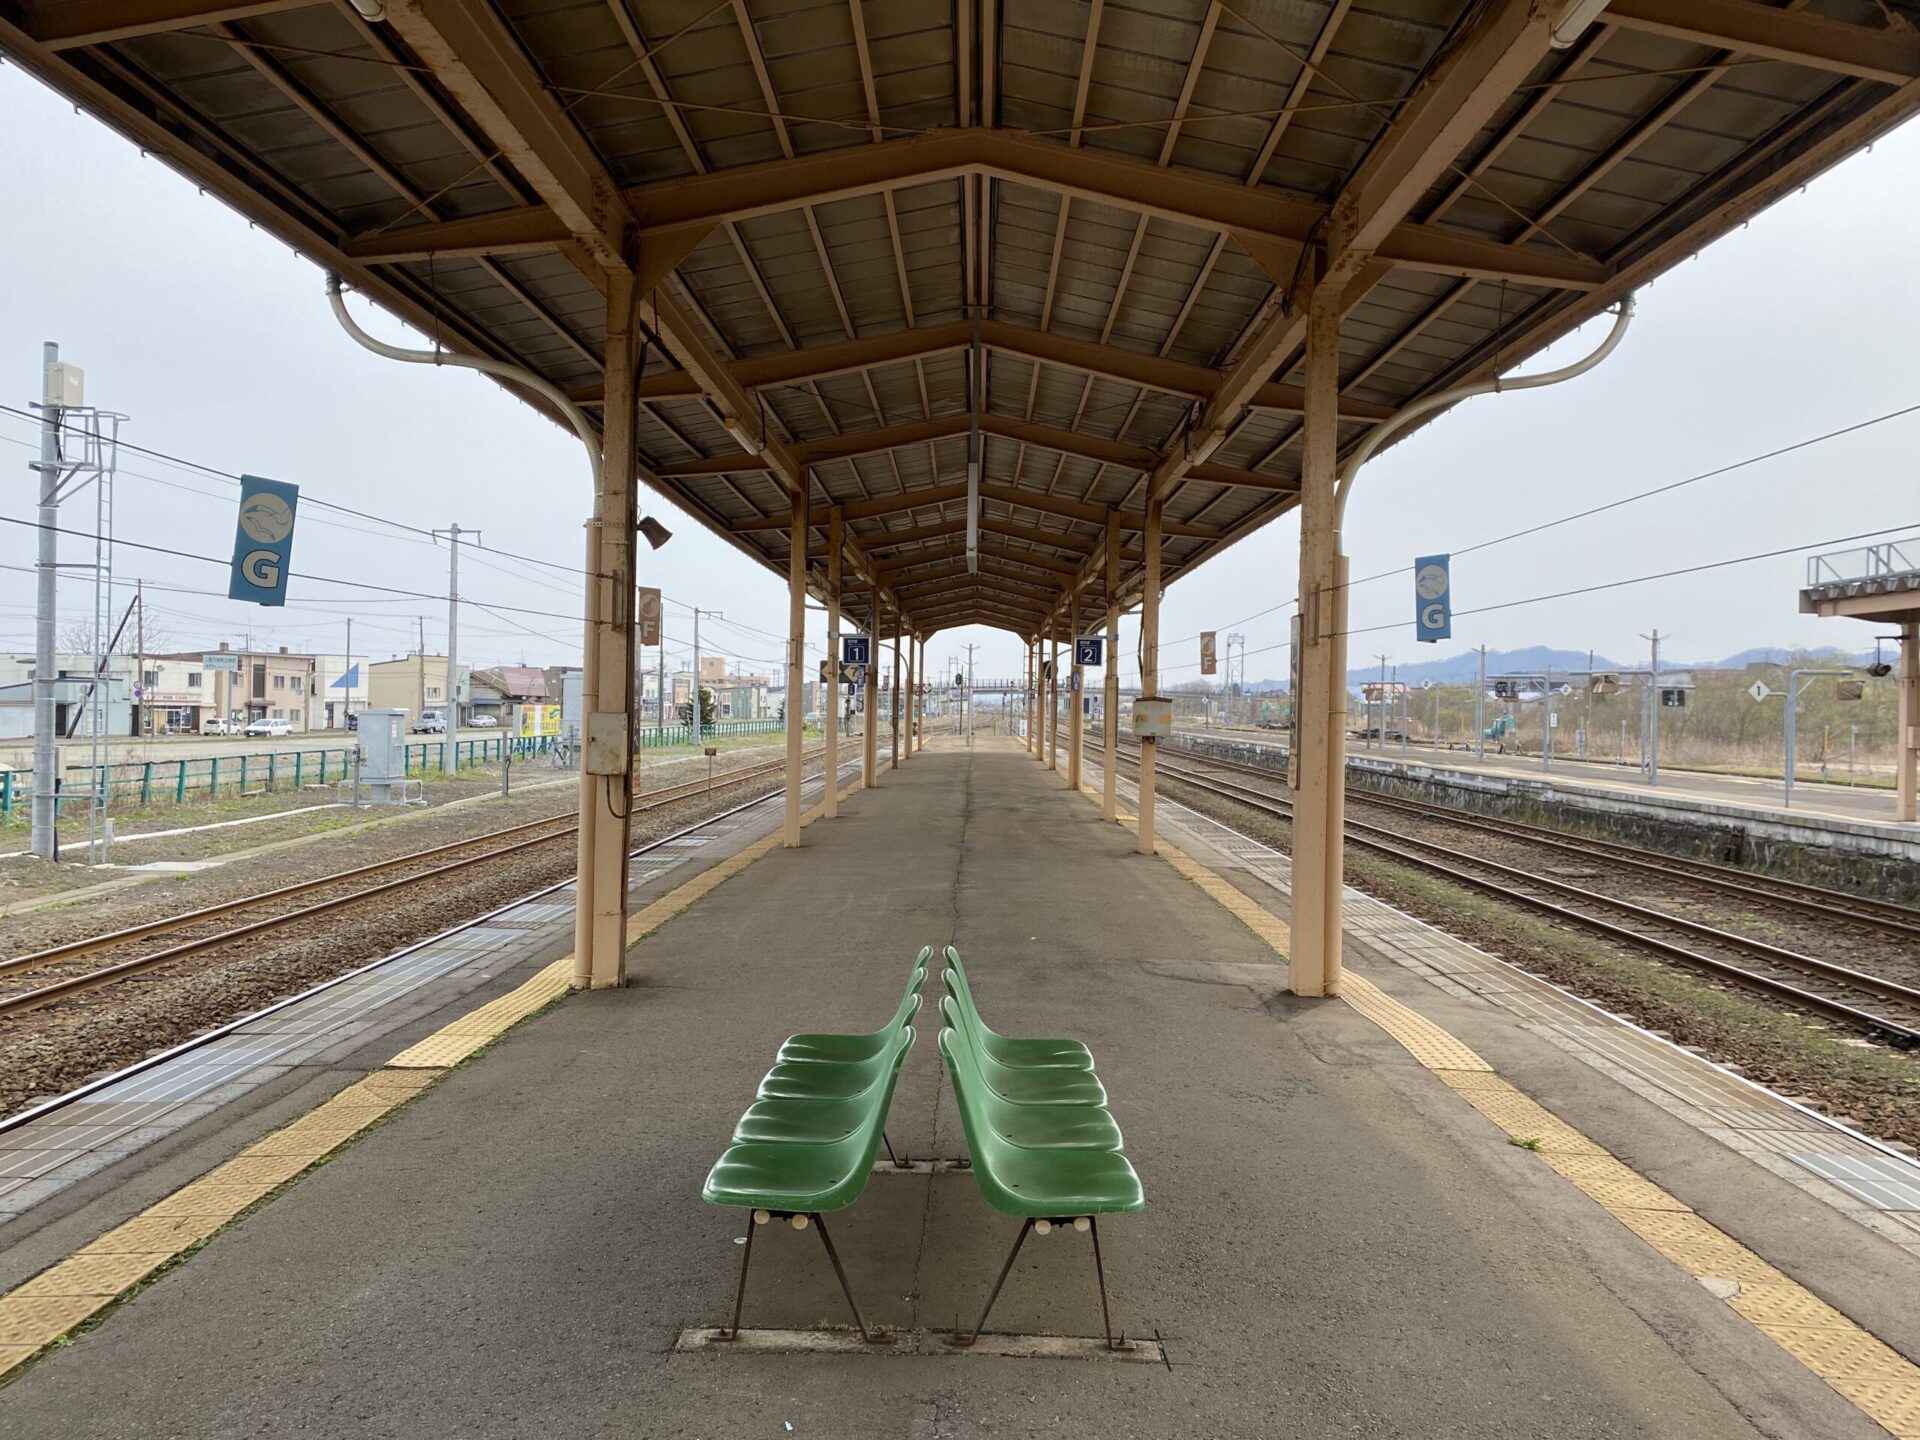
[[8, 0, 1917, 637]]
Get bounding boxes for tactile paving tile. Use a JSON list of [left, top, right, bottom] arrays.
[[1729, 1283, 1859, 1331], [143, 1180, 280, 1218], [1338, 974, 1493, 1072], [1541, 1152, 1692, 1212], [1455, 1091, 1606, 1154], [1608, 1210, 1785, 1285], [200, 1153, 314, 1189], [12, 1250, 171, 1298], [386, 1032, 491, 1069], [0, 1293, 101, 1347], [1758, 1326, 1915, 1380], [1828, 1380, 1920, 1436], [1433, 1069, 1517, 1094], [80, 1213, 224, 1255]]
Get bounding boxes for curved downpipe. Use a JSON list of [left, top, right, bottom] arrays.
[[325, 273, 602, 463], [1334, 294, 1635, 529]]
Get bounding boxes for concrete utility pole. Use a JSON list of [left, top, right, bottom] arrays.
[[690, 608, 720, 747], [966, 644, 976, 746], [134, 579, 145, 740], [345, 618, 353, 729], [417, 617, 427, 719], [1475, 646, 1487, 761], [30, 343, 63, 859], [1642, 628, 1663, 787], [434, 524, 476, 726]]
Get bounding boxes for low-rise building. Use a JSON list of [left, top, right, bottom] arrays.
[[367, 654, 468, 726]]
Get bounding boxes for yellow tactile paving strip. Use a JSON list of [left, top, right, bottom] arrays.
[[1071, 754, 1920, 1438], [0, 776, 864, 1382]]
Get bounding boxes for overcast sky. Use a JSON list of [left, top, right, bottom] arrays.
[[4, 65, 1916, 691]]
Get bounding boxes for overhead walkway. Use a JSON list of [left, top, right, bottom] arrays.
[[0, 744, 1910, 1437]]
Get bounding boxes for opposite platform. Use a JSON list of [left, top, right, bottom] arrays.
[[0, 743, 1895, 1438]]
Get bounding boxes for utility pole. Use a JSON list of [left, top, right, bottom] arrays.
[[30, 342, 65, 860], [434, 525, 476, 727], [1374, 653, 1390, 750], [1642, 628, 1663, 787], [134, 579, 145, 740], [1474, 645, 1487, 761], [417, 617, 427, 720], [656, 640, 665, 741], [1540, 668, 1553, 773], [345, 618, 353, 729], [966, 644, 977, 746]]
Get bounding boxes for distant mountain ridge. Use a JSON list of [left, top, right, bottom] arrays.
[[1238, 644, 1870, 693]]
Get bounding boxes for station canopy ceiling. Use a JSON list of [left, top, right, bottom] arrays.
[[6, 0, 1917, 638]]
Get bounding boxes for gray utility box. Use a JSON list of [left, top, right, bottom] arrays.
[[354, 708, 422, 805]]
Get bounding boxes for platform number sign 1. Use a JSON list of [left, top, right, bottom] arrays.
[[227, 474, 299, 606], [1415, 553, 1451, 642], [842, 635, 871, 667], [1075, 635, 1104, 668]]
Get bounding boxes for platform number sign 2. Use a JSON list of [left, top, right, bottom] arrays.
[[1414, 553, 1451, 643], [228, 474, 299, 607], [1074, 636, 1104, 668]]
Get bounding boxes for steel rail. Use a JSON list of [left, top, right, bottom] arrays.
[[0, 759, 864, 1138], [0, 747, 842, 1016], [1090, 740, 1920, 1048], [1162, 743, 1920, 938]]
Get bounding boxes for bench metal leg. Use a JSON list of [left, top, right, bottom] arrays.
[[881, 1130, 906, 1168], [716, 1218, 756, 1341], [1089, 1217, 1131, 1352], [812, 1213, 892, 1344], [949, 1217, 1033, 1347]]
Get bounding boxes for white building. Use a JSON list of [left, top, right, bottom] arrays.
[[310, 654, 368, 729]]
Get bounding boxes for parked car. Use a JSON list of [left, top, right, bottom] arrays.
[[412, 710, 448, 735], [201, 717, 234, 736], [244, 717, 292, 737], [469, 714, 498, 728]]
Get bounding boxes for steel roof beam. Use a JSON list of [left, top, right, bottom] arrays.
[[1603, 0, 1920, 84], [347, 128, 1608, 291], [19, 0, 303, 49]]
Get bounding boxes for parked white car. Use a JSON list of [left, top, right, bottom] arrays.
[[412, 710, 448, 735], [244, 717, 293, 737], [201, 717, 234, 736], [469, 715, 499, 728]]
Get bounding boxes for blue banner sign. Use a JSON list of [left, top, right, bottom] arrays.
[[1414, 553, 1451, 643], [228, 474, 299, 606], [1074, 636, 1104, 667], [842, 635, 871, 666]]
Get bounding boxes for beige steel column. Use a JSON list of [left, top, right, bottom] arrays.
[[1068, 590, 1083, 790], [1899, 620, 1918, 823], [824, 508, 842, 819], [863, 601, 879, 788], [917, 637, 927, 750], [1052, 625, 1067, 771], [1025, 642, 1036, 754], [1137, 496, 1162, 855], [572, 269, 640, 990], [889, 629, 901, 769], [1289, 275, 1348, 998], [782, 484, 808, 847], [903, 630, 915, 762], [1103, 510, 1120, 822]]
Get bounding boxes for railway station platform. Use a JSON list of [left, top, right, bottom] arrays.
[[1, 742, 1916, 1438]]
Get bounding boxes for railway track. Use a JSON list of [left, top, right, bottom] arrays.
[[0, 746, 843, 1018], [1089, 739, 1920, 1049], [1150, 743, 1920, 938]]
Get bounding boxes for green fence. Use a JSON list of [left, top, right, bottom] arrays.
[[0, 721, 790, 821]]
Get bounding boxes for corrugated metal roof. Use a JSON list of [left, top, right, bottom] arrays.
[[4, 0, 1915, 634]]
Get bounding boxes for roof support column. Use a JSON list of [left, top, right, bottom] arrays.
[[903, 631, 916, 763], [1103, 510, 1120, 823], [916, 637, 927, 752], [1047, 634, 1060, 771], [864, 615, 879, 787], [890, 628, 902, 770], [1899, 620, 1918, 824], [572, 269, 639, 991], [1026, 642, 1038, 755], [824, 507, 843, 819], [1289, 276, 1348, 997], [783, 482, 808, 847], [1068, 589, 1083, 792], [1136, 495, 1163, 856]]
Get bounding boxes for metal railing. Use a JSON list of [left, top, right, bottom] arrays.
[[1805, 537, 1918, 588]]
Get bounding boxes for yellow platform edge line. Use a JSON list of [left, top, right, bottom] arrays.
[[0, 775, 865, 1380], [1066, 754, 1920, 1437]]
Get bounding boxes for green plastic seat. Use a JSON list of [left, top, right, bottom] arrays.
[[942, 1011, 1124, 1151], [731, 1094, 874, 1146], [704, 1028, 914, 1213], [777, 949, 931, 1064], [943, 947, 1094, 1069], [756, 1000, 919, 1101], [939, 995, 1106, 1106], [940, 1029, 1144, 1217]]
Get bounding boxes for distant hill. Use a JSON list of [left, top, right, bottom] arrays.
[[1239, 643, 1875, 693]]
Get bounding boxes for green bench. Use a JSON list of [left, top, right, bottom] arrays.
[[701, 947, 931, 1343], [939, 946, 1144, 1351], [699, 942, 1144, 1350]]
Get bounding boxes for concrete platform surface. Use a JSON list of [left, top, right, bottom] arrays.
[[0, 744, 1885, 1438]]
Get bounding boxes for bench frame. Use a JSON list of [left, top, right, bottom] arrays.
[[718, 1209, 893, 1346], [950, 1214, 1128, 1352]]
